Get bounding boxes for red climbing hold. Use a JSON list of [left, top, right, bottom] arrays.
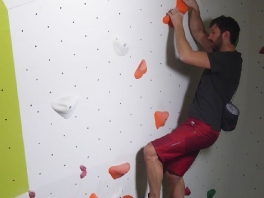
[[80, 165, 87, 171], [185, 186, 191, 196], [80, 170, 87, 179], [29, 191, 35, 198], [259, 47, 264, 54], [80, 165, 87, 179]]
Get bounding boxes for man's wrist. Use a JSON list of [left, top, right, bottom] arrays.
[[188, 1, 199, 12], [189, 6, 200, 16], [174, 22, 184, 31]]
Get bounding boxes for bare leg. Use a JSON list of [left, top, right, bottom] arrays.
[[144, 143, 163, 198], [165, 171, 185, 198]]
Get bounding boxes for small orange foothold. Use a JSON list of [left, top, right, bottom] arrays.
[[123, 196, 133, 198], [134, 59, 147, 79], [109, 162, 130, 179], [176, 0, 188, 14], [154, 111, 169, 129], [89, 193, 98, 198]]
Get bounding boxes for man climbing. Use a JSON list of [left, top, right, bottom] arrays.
[[144, 0, 242, 197]]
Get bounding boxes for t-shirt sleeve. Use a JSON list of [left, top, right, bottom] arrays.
[[207, 52, 230, 73]]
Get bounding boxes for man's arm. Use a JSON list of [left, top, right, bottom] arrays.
[[168, 8, 211, 69], [184, 0, 212, 52]]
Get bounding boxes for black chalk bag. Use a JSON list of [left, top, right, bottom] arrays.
[[221, 102, 240, 131]]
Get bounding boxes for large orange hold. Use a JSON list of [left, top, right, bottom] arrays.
[[89, 193, 98, 198], [123, 196, 133, 198], [154, 111, 169, 129], [109, 162, 130, 179], [134, 59, 147, 79], [162, 0, 188, 27], [176, 0, 188, 14]]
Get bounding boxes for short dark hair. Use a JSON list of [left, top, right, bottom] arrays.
[[209, 15, 240, 45]]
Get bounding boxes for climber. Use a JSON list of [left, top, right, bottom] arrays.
[[144, 0, 242, 197]]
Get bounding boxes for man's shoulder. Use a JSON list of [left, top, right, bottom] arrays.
[[209, 51, 242, 61], [210, 50, 241, 55]]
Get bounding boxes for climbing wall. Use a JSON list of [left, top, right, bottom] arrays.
[[1, 0, 259, 197], [5, 0, 198, 197]]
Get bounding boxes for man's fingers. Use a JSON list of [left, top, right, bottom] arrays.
[[167, 8, 182, 17], [167, 9, 174, 16], [168, 8, 176, 14]]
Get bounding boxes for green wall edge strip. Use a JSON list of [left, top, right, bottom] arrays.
[[0, 1, 29, 197]]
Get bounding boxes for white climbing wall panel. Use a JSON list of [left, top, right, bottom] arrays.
[[8, 0, 197, 197], [5, 0, 263, 197]]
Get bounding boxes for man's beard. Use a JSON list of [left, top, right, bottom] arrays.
[[211, 34, 223, 52]]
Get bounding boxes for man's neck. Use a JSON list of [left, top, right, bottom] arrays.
[[220, 44, 236, 52]]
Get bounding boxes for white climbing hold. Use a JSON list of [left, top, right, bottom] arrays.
[[51, 94, 80, 119], [111, 187, 123, 198], [112, 37, 129, 56]]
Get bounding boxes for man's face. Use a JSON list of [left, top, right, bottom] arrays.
[[208, 24, 223, 52]]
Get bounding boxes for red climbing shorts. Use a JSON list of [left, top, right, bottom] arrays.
[[151, 117, 220, 177]]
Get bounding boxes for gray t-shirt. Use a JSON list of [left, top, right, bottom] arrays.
[[188, 51, 242, 132]]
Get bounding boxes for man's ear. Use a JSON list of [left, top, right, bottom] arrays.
[[222, 31, 231, 41]]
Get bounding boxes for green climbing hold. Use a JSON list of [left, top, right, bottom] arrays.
[[207, 189, 216, 198]]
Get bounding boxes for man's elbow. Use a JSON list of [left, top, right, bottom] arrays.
[[179, 53, 190, 64]]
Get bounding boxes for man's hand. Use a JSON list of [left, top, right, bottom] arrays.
[[182, 0, 199, 10], [167, 8, 184, 28]]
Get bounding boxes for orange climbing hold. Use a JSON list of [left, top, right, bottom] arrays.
[[162, 15, 174, 27], [177, 0, 188, 14], [162, 0, 188, 27], [123, 196, 133, 198], [109, 162, 130, 179], [89, 193, 98, 198], [134, 59, 147, 79], [154, 111, 169, 129]]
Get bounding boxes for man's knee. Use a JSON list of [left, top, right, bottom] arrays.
[[143, 142, 157, 161], [165, 170, 182, 181], [165, 171, 184, 193]]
